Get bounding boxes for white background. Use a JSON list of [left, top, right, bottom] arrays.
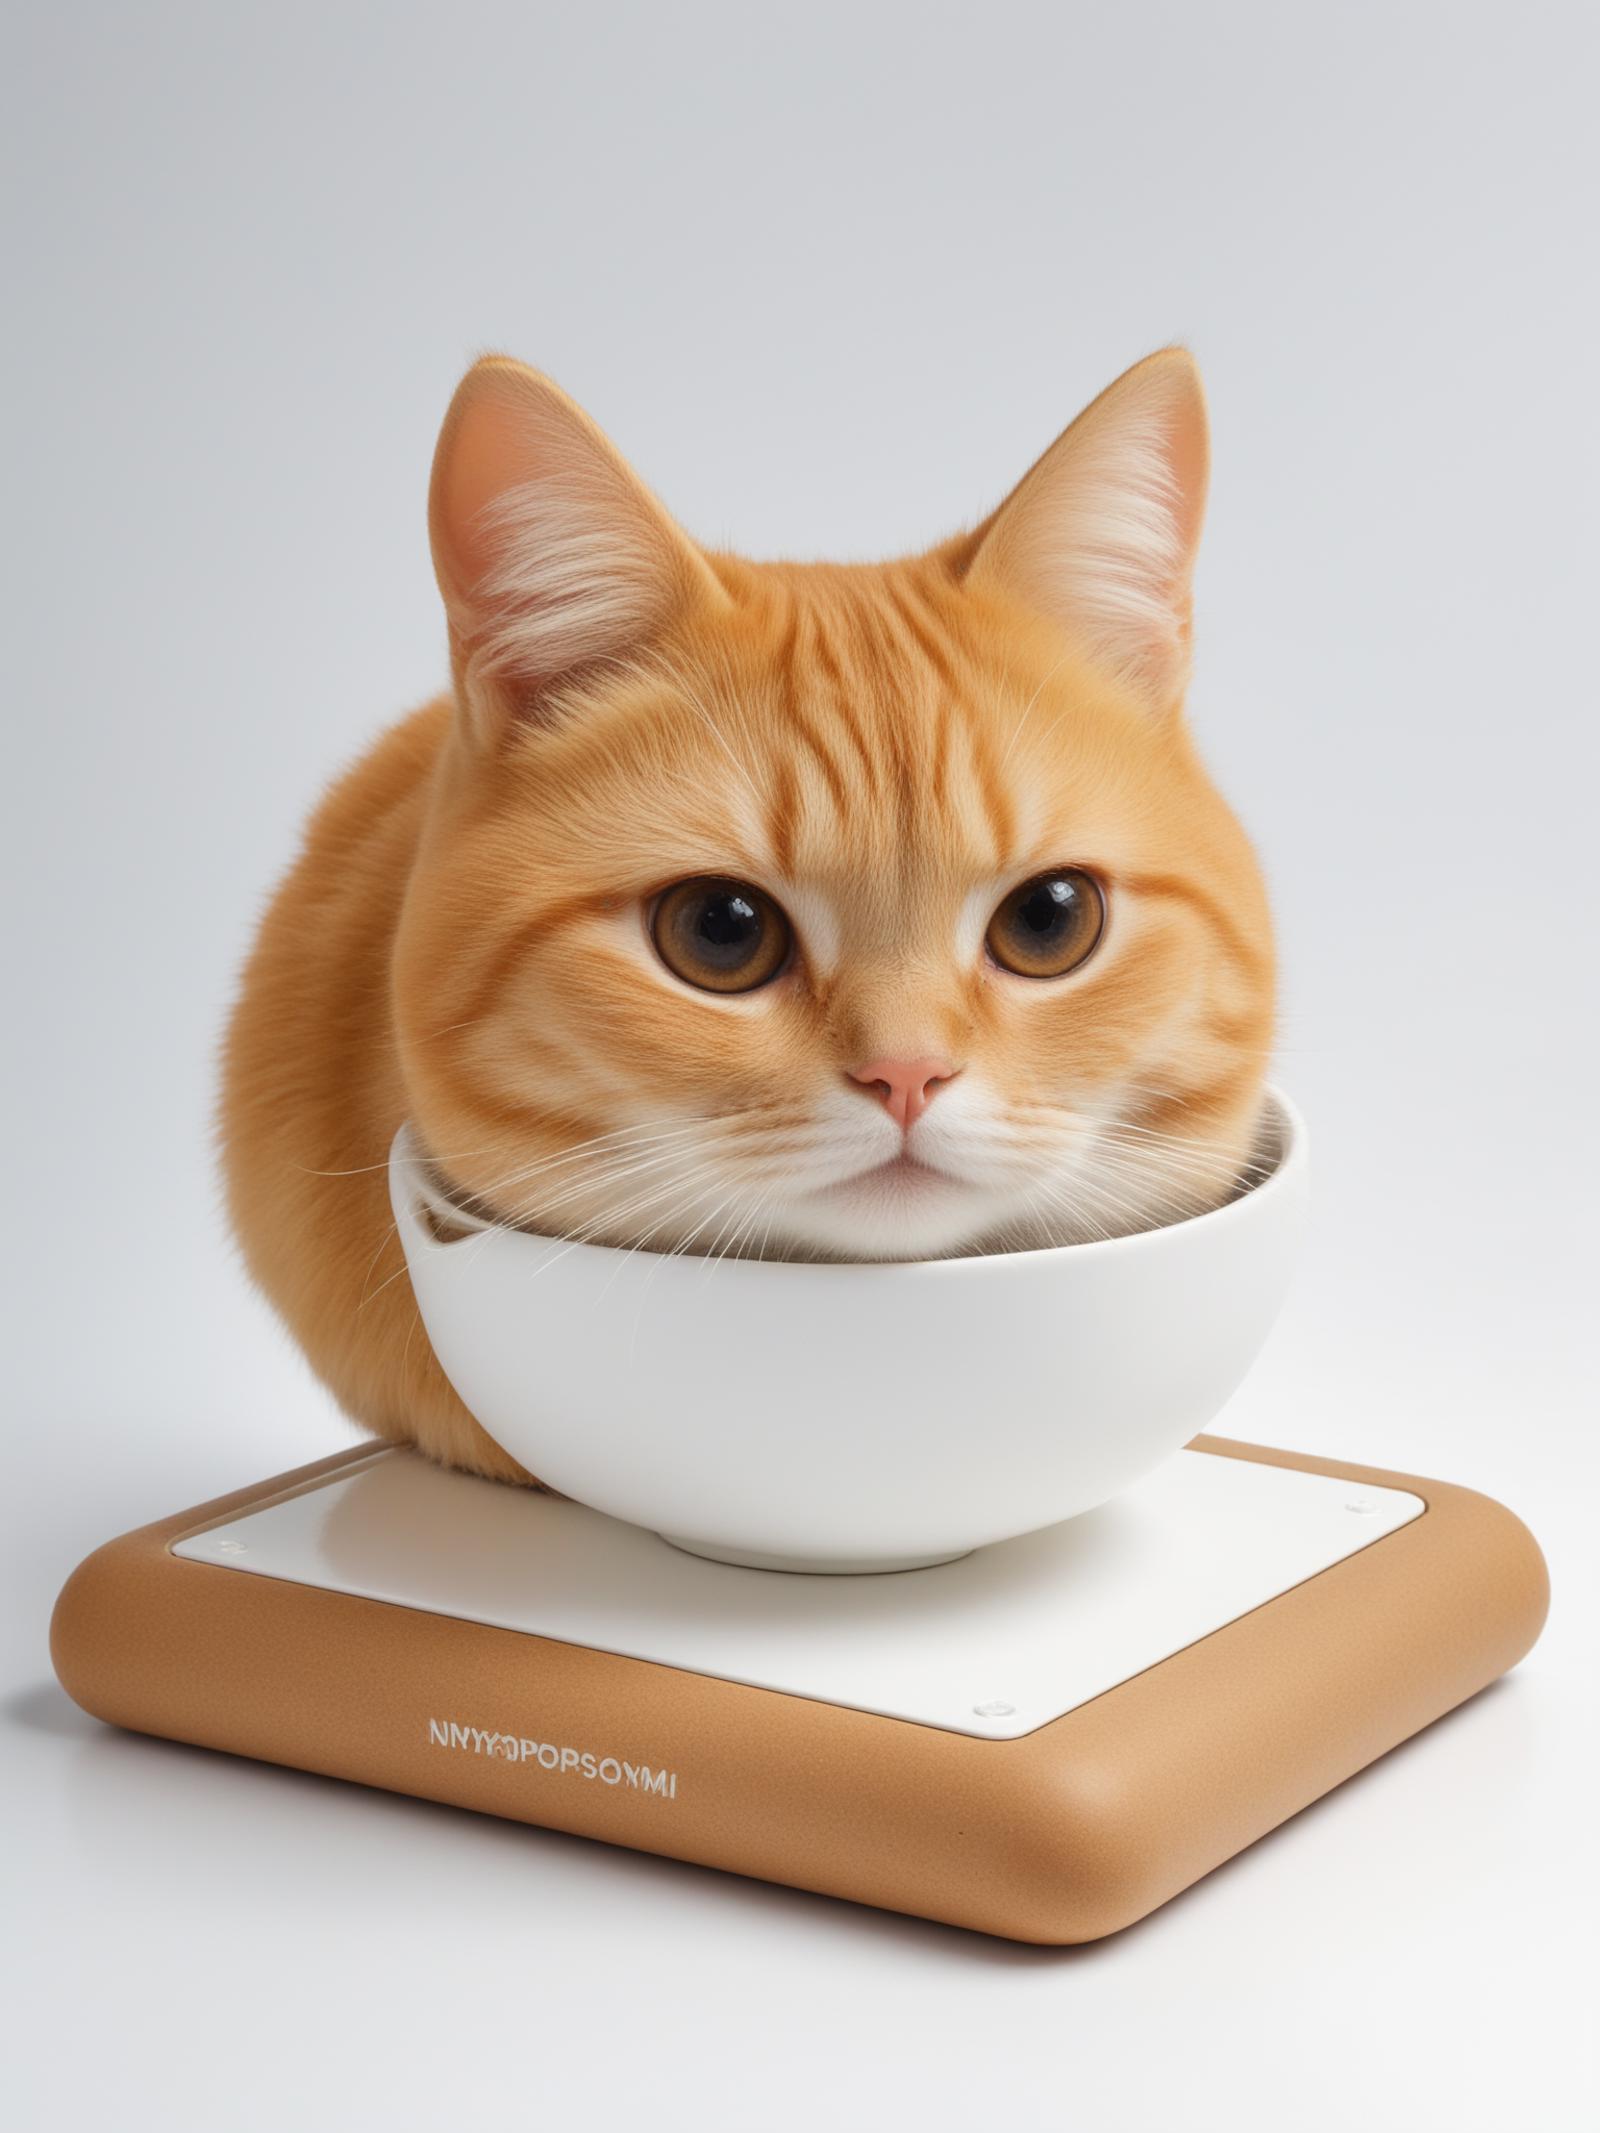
[[4, 4, 1596, 2128]]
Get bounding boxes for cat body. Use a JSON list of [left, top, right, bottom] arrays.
[[222, 351, 1274, 1481]]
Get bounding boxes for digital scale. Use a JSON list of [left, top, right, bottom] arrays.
[[51, 1432, 1545, 1943]]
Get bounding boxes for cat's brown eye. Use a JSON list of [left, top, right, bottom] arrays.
[[986, 868, 1105, 979], [651, 878, 792, 994]]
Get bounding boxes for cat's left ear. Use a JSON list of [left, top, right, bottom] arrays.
[[961, 348, 1209, 715], [429, 357, 726, 746]]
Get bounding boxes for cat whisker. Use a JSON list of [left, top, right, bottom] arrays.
[[1091, 1140, 1265, 1188], [1020, 1149, 1229, 1242], [444, 1120, 714, 1207], [1090, 1138, 1269, 1194], [443, 1124, 788, 1232], [1009, 1100, 1261, 1162], [305, 1116, 710, 1184], [300, 1142, 510, 1180], [494, 1160, 712, 1245], [650, 1173, 750, 1264], [464, 1111, 821, 1217], [1098, 1114, 1273, 1161], [1023, 1175, 1143, 1243], [503, 1141, 812, 1239], [726, 1186, 779, 1266], [720, 1177, 788, 1265], [356, 1216, 406, 1308], [1014, 1174, 1115, 1247], [504, 1162, 731, 1284]]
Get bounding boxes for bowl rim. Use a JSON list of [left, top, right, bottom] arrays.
[[391, 1084, 1306, 1281]]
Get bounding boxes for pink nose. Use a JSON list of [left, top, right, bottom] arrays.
[[847, 1057, 956, 1131]]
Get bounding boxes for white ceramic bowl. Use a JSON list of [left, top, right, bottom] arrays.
[[391, 1090, 1307, 1573]]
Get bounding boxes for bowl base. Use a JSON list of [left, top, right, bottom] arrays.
[[658, 1531, 973, 1576]]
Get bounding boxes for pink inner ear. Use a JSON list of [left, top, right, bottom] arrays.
[[1162, 397, 1208, 590], [963, 350, 1209, 712], [429, 363, 732, 720], [431, 370, 661, 699], [432, 378, 545, 616]]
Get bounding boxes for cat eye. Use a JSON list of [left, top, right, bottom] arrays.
[[986, 868, 1105, 979], [651, 878, 792, 994]]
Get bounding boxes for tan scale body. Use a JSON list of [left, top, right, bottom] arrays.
[[50, 1438, 1549, 1944]]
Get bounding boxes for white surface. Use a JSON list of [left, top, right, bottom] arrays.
[[4, 6, 1596, 2132], [392, 1098, 1306, 1569], [172, 1443, 1422, 1737]]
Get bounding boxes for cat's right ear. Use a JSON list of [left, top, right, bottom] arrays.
[[429, 358, 724, 747]]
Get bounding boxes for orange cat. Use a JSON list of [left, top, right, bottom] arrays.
[[222, 348, 1274, 1482]]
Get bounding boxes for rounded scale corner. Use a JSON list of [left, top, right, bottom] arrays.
[[1195, 1434, 1550, 1675], [46, 1450, 376, 1733], [49, 1533, 142, 1726], [1429, 1476, 1551, 1662], [953, 1751, 1180, 1946]]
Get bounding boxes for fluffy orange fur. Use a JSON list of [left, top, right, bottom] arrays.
[[222, 349, 1274, 1481]]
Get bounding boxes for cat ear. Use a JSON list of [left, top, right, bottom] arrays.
[[962, 348, 1210, 714], [429, 357, 724, 744]]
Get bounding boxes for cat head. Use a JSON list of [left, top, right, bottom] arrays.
[[392, 350, 1274, 1260]]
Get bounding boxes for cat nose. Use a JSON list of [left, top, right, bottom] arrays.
[[847, 1057, 957, 1131]]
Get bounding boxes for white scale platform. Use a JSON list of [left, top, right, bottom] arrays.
[[173, 1446, 1423, 1740]]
